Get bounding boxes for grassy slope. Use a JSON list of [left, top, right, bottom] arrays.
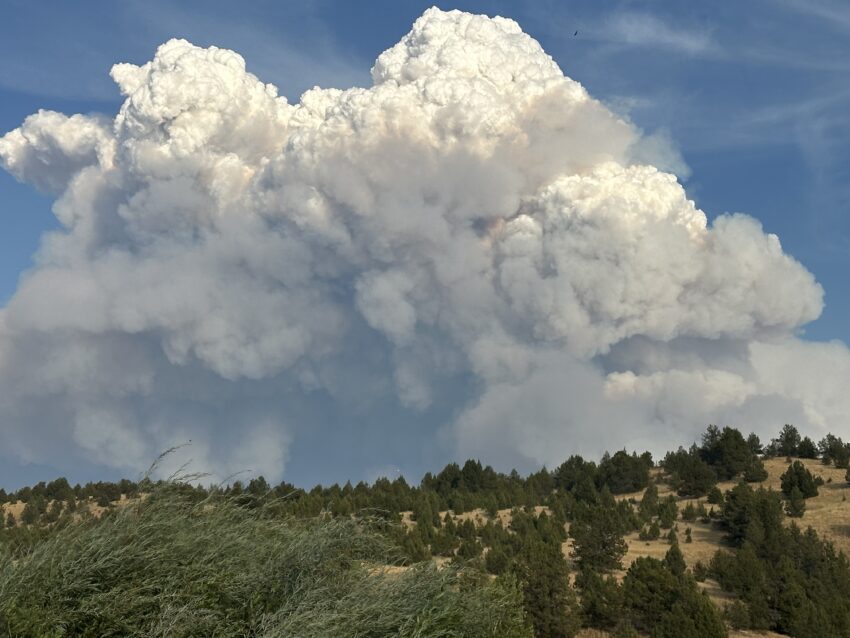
[[616, 457, 850, 578], [0, 488, 530, 638]]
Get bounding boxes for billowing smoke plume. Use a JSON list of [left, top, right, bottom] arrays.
[[1, 8, 848, 483]]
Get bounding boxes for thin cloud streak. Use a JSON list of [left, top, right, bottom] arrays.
[[596, 11, 718, 56], [777, 0, 850, 31]]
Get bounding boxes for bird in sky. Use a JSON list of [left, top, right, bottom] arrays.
[[574, 30, 578, 36]]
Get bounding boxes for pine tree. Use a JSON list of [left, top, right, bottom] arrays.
[[786, 486, 806, 518], [746, 432, 763, 455], [658, 496, 678, 529], [621, 557, 680, 632], [400, 527, 430, 562], [21, 498, 40, 525], [44, 499, 63, 523], [638, 481, 659, 521], [744, 457, 769, 482], [797, 437, 818, 459], [647, 521, 661, 540], [455, 538, 481, 561], [664, 542, 686, 576], [780, 461, 819, 498], [575, 569, 623, 630], [776, 424, 801, 456], [517, 540, 581, 638], [412, 494, 434, 528], [623, 557, 724, 637], [570, 504, 627, 572], [652, 587, 726, 638], [706, 485, 724, 504], [485, 545, 510, 575], [725, 600, 751, 630]]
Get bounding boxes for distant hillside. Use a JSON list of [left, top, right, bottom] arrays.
[[1, 423, 850, 637]]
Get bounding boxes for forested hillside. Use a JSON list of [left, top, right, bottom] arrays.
[[2, 423, 850, 637]]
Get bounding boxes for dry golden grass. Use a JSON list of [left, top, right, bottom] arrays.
[[718, 457, 850, 555], [0, 494, 130, 526], [576, 630, 786, 638], [400, 505, 550, 531]]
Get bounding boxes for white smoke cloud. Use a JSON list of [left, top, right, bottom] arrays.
[[0, 8, 846, 482]]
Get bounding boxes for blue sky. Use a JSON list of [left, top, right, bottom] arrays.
[[0, 1, 849, 489]]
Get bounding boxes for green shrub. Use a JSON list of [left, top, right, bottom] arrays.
[[707, 486, 724, 504], [797, 437, 818, 459], [785, 486, 806, 518], [663, 543, 686, 576], [780, 461, 819, 499], [692, 560, 707, 582], [743, 458, 768, 482], [725, 600, 750, 630]]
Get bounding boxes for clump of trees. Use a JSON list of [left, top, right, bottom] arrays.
[[711, 480, 850, 636], [553, 450, 652, 497], [762, 424, 850, 470], [780, 461, 821, 499], [662, 424, 770, 497], [622, 554, 725, 637], [819, 433, 850, 468]]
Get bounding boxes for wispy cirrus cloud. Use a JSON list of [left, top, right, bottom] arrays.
[[776, 0, 850, 31], [598, 11, 717, 55]]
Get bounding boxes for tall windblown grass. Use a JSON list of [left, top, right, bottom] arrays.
[[0, 485, 530, 637]]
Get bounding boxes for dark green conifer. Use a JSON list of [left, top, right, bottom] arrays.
[[785, 485, 806, 518], [569, 504, 627, 572], [664, 542, 686, 576], [517, 540, 581, 638], [780, 461, 819, 498]]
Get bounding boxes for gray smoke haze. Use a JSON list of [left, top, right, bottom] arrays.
[[1, 8, 848, 484]]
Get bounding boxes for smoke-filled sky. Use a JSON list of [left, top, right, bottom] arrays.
[[1, 2, 850, 489]]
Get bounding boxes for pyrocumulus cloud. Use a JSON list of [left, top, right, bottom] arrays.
[[1, 8, 848, 482]]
